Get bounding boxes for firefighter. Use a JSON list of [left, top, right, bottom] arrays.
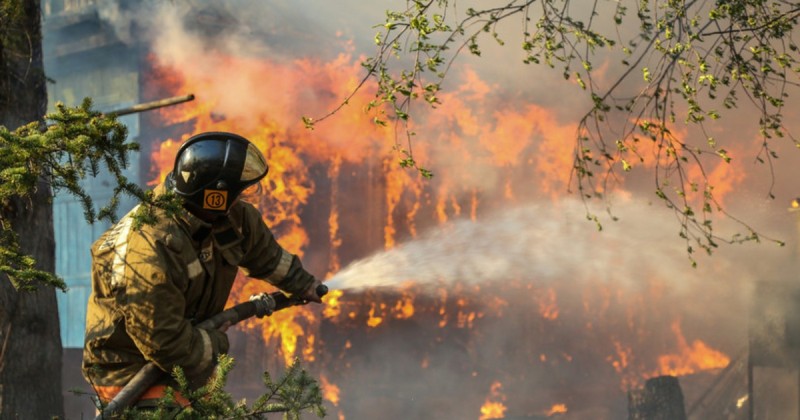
[[82, 131, 322, 408]]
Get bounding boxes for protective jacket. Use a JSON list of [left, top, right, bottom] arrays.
[[82, 185, 315, 395]]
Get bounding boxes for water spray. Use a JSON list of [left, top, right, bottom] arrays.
[[323, 199, 752, 295]]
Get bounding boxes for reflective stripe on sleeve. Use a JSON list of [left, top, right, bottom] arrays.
[[187, 259, 204, 281], [197, 329, 213, 372], [109, 214, 136, 290], [267, 249, 293, 283]]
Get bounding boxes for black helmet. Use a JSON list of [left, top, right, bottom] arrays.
[[166, 132, 268, 214]]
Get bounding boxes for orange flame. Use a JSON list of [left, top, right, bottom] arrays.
[[322, 289, 343, 319], [546, 403, 568, 416], [480, 402, 507, 420], [613, 120, 748, 207], [320, 374, 341, 406], [327, 154, 343, 277], [479, 381, 508, 420], [393, 291, 416, 320], [536, 287, 559, 320], [366, 303, 384, 328], [651, 320, 730, 377], [141, 36, 741, 416]]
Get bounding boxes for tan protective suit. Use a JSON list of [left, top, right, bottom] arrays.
[[82, 187, 315, 395]]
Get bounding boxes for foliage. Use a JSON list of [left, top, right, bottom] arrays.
[[0, 97, 187, 291], [130, 188, 187, 230], [0, 99, 135, 290], [101, 356, 326, 420], [347, 0, 800, 263]]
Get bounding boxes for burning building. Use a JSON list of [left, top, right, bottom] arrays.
[[44, 1, 800, 419]]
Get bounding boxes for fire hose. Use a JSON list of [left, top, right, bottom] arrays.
[[95, 284, 328, 419]]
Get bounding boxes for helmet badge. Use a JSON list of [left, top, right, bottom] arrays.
[[203, 189, 228, 211]]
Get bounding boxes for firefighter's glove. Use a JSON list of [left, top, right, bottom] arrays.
[[206, 328, 230, 356], [250, 292, 276, 317], [187, 328, 229, 389]]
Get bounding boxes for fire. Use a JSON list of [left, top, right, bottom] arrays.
[[609, 339, 639, 390], [737, 394, 748, 409], [366, 303, 384, 328], [685, 142, 747, 207], [139, 24, 742, 417], [546, 403, 568, 416], [392, 291, 415, 319], [383, 158, 415, 248], [479, 381, 507, 420], [608, 120, 749, 207], [651, 320, 730, 377], [322, 289, 343, 318], [320, 374, 341, 406], [536, 287, 559, 320], [435, 288, 451, 328], [479, 402, 507, 420], [327, 154, 343, 276]]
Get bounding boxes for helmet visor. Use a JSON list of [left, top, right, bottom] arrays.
[[240, 143, 268, 182]]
